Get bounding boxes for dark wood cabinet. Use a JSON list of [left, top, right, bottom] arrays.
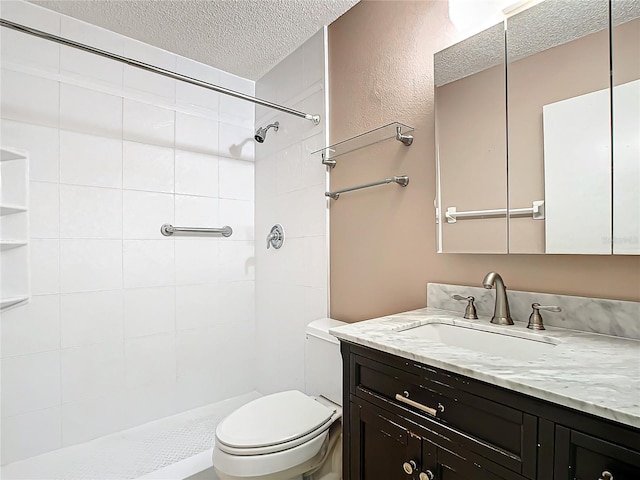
[[350, 396, 527, 480], [341, 341, 640, 480], [554, 427, 640, 480]]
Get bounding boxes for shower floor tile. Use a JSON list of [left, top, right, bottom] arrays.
[[1, 391, 261, 480]]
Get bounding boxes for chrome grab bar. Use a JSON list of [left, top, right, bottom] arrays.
[[395, 392, 444, 417], [326, 175, 409, 200], [160, 224, 232, 237]]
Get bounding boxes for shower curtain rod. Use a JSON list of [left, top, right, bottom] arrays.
[[0, 18, 321, 125]]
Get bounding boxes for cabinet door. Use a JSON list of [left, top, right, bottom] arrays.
[[555, 426, 640, 480], [350, 400, 419, 480], [421, 439, 526, 480]]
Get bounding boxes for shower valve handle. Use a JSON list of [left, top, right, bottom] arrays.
[[267, 224, 284, 249]]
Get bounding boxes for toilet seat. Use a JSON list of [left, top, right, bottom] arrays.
[[215, 390, 339, 456]]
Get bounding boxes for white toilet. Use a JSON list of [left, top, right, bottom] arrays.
[[212, 318, 346, 480]]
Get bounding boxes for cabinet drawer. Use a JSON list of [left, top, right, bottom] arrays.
[[555, 426, 640, 479], [352, 353, 537, 476]]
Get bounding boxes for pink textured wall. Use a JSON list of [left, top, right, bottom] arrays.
[[328, 0, 640, 322]]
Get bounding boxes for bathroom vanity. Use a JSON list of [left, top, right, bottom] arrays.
[[331, 307, 640, 479]]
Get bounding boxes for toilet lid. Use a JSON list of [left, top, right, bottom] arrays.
[[215, 390, 335, 449]]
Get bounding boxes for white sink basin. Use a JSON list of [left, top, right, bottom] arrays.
[[397, 322, 558, 361]]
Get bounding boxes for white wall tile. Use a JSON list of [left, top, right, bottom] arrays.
[[219, 241, 255, 283], [254, 30, 327, 397], [123, 39, 176, 102], [219, 71, 254, 129], [125, 381, 177, 427], [175, 150, 219, 197], [286, 89, 325, 145], [61, 342, 124, 403], [301, 131, 326, 158], [1, 295, 60, 358], [175, 112, 218, 155], [60, 84, 122, 138], [30, 239, 60, 295], [123, 99, 175, 148], [218, 123, 255, 162], [219, 158, 254, 200], [123, 240, 174, 288], [175, 284, 219, 331], [60, 239, 123, 293], [60, 130, 123, 188], [123, 141, 174, 193], [254, 74, 277, 125], [0, 69, 59, 128], [125, 333, 176, 388], [60, 44, 124, 89], [174, 195, 219, 227], [254, 152, 278, 200], [175, 374, 224, 412], [215, 322, 255, 385], [1, 350, 61, 418], [217, 281, 255, 327], [276, 52, 304, 105], [175, 326, 219, 380], [175, 57, 220, 116], [1, 406, 62, 465], [61, 290, 124, 348], [275, 236, 326, 288], [175, 239, 218, 286], [30, 181, 59, 238], [303, 29, 325, 90], [123, 286, 175, 339], [0, 0, 61, 32], [123, 190, 174, 239], [62, 390, 128, 446], [59, 16, 124, 87], [1, 25, 58, 76], [60, 14, 123, 53], [276, 142, 316, 194], [59, 185, 122, 239], [1, 120, 60, 183], [219, 199, 254, 241], [277, 184, 326, 239]]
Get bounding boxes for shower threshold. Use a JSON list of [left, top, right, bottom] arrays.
[[1, 391, 261, 480]]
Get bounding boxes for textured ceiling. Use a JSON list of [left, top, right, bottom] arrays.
[[435, 0, 634, 86], [28, 0, 359, 80]]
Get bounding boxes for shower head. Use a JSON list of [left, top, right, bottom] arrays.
[[254, 121, 279, 143]]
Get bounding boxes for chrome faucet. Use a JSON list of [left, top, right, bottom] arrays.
[[482, 272, 514, 325]]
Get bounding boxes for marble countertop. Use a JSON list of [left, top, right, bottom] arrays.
[[330, 307, 640, 429]]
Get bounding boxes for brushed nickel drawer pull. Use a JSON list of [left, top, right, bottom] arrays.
[[395, 392, 438, 416]]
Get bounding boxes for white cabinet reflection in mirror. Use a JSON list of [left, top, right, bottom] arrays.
[[543, 80, 640, 255], [613, 80, 640, 255]]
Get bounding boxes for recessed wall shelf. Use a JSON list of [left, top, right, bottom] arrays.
[[1, 146, 30, 311], [312, 122, 414, 168]]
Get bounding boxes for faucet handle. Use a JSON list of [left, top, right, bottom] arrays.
[[452, 295, 478, 320], [527, 303, 561, 330]]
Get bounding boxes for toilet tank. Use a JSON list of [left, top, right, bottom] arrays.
[[305, 318, 346, 406]]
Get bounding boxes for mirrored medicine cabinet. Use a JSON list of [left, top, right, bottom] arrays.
[[435, 0, 639, 255]]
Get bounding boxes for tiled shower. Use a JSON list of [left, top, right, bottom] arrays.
[[0, 0, 327, 470]]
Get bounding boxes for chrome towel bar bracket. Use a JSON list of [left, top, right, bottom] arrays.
[[160, 224, 233, 237]]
